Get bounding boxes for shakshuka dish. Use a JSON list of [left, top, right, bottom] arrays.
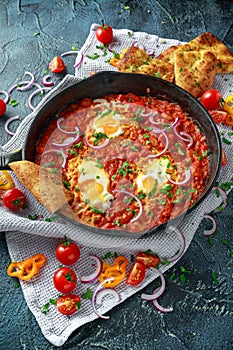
[[35, 93, 209, 233]]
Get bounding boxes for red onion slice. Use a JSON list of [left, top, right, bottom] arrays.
[[95, 288, 121, 308], [108, 41, 120, 53], [148, 129, 169, 158], [4, 115, 21, 136], [141, 269, 165, 301], [74, 51, 84, 68], [0, 89, 10, 104], [203, 214, 217, 236], [166, 225, 185, 263], [166, 169, 191, 186], [61, 50, 79, 57], [42, 74, 55, 87], [173, 124, 193, 148], [112, 189, 143, 223], [42, 149, 66, 168], [84, 136, 110, 149], [146, 49, 154, 56], [17, 71, 35, 91], [92, 277, 117, 319], [213, 186, 228, 212], [80, 255, 103, 284], [132, 41, 145, 50], [51, 132, 81, 148], [57, 117, 80, 135], [151, 287, 173, 313]]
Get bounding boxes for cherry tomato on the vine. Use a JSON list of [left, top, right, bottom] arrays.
[[53, 267, 77, 294], [0, 99, 7, 117], [200, 89, 224, 110], [49, 56, 65, 73], [96, 24, 113, 44], [56, 294, 81, 315], [127, 261, 146, 286], [1, 188, 27, 211], [55, 240, 80, 265]]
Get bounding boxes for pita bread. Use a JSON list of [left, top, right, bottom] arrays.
[[9, 160, 73, 213], [174, 49, 217, 98], [184, 32, 233, 73]]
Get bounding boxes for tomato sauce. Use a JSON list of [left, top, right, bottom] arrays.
[[35, 93, 209, 233]]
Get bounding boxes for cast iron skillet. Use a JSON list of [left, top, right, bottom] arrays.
[[22, 71, 222, 238]]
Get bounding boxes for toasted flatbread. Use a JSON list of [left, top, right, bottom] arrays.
[[177, 32, 233, 73], [117, 46, 152, 71], [174, 49, 217, 98], [9, 160, 73, 213], [156, 45, 178, 65]]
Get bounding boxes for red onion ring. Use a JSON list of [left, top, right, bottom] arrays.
[[95, 288, 121, 308], [203, 214, 217, 236], [0, 89, 10, 104], [166, 169, 191, 186], [92, 277, 118, 319], [4, 115, 21, 136], [141, 269, 165, 301], [132, 41, 145, 50], [142, 110, 159, 118], [112, 189, 143, 223], [84, 136, 110, 150], [148, 129, 169, 158], [42, 149, 66, 168], [151, 287, 174, 313], [80, 255, 103, 284], [41, 74, 55, 87], [28, 87, 51, 111], [146, 49, 154, 56], [108, 41, 120, 53], [57, 117, 80, 135], [52, 132, 81, 148], [17, 71, 35, 91], [61, 50, 78, 57], [74, 51, 84, 68], [166, 225, 185, 263], [173, 124, 193, 148], [213, 186, 228, 212]]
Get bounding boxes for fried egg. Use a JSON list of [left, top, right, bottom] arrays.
[[89, 102, 134, 138], [135, 157, 170, 195], [78, 158, 114, 210]]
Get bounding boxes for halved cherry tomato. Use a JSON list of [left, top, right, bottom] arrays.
[[96, 24, 113, 44], [209, 110, 227, 124], [223, 94, 233, 115], [55, 240, 80, 265], [0, 99, 7, 117], [1, 188, 27, 211], [136, 252, 160, 269], [56, 294, 81, 315], [53, 267, 77, 294], [127, 261, 146, 286], [200, 89, 224, 110], [49, 56, 65, 73]]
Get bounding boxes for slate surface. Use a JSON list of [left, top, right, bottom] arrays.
[[0, 1, 233, 349]]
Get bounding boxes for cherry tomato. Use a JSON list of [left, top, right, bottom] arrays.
[[209, 110, 227, 124], [136, 252, 160, 269], [55, 241, 80, 265], [49, 56, 65, 73], [53, 267, 77, 294], [200, 89, 224, 110], [56, 294, 81, 315], [0, 99, 7, 116], [96, 24, 113, 44], [1, 188, 27, 211], [127, 261, 146, 286]]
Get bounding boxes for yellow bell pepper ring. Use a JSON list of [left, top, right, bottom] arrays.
[[0, 170, 14, 190], [223, 94, 233, 115]]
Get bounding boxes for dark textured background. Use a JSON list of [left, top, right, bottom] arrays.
[[1, 1, 233, 349]]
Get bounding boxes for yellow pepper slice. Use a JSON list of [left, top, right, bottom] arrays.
[[223, 94, 233, 115], [0, 170, 14, 190], [99, 256, 128, 288], [7, 254, 47, 281]]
